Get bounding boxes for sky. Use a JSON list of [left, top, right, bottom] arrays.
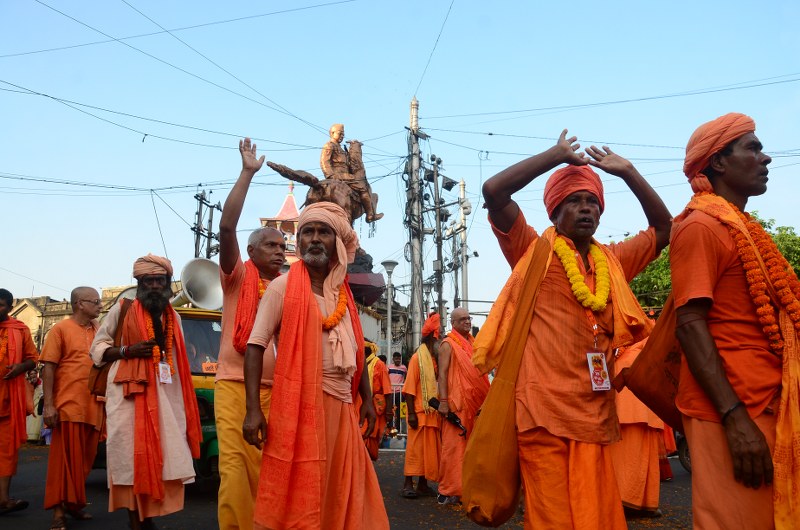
[[2, 0, 800, 327]]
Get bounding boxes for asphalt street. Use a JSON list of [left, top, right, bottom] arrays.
[[5, 444, 692, 529]]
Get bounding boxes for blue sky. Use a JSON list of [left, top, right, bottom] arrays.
[[2, 0, 799, 324]]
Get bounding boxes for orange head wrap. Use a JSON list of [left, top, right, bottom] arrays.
[[421, 312, 441, 339], [132, 254, 173, 279], [543, 165, 604, 218], [683, 113, 755, 193]]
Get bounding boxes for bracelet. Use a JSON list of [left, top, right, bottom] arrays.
[[119, 346, 127, 359], [721, 401, 744, 424]]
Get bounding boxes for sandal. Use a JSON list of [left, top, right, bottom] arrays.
[[416, 485, 437, 497], [49, 515, 68, 530], [400, 487, 418, 499], [0, 499, 29, 515]]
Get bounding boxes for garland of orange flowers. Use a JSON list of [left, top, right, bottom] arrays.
[[144, 309, 175, 374], [322, 286, 348, 331], [553, 237, 611, 312], [258, 277, 267, 299], [719, 196, 800, 356], [0, 329, 7, 366]]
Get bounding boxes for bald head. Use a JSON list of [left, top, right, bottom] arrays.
[[451, 308, 472, 337], [71, 286, 101, 319], [248, 227, 282, 247]]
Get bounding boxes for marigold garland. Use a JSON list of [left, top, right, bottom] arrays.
[[700, 192, 800, 356], [553, 237, 611, 312], [0, 329, 8, 366], [258, 277, 267, 299], [144, 310, 175, 374], [322, 286, 348, 331]]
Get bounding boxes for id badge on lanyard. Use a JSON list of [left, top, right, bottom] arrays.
[[158, 361, 173, 384], [583, 309, 610, 391]]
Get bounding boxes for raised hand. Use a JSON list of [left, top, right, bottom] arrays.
[[239, 137, 265, 174], [585, 145, 635, 178], [555, 129, 588, 166]]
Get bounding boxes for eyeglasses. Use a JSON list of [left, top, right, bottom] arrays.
[[455, 316, 473, 322], [80, 299, 102, 305]]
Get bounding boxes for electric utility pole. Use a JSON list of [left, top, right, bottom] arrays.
[[459, 179, 472, 312], [192, 190, 222, 259], [430, 155, 446, 331], [407, 98, 425, 347]]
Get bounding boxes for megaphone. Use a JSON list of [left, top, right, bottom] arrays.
[[170, 258, 223, 310]]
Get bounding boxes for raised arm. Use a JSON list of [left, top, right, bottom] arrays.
[[482, 129, 587, 233], [220, 138, 266, 274], [585, 145, 671, 252]]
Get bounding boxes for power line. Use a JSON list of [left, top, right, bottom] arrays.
[[150, 191, 170, 258], [0, 266, 70, 294], [425, 128, 684, 150], [118, 0, 325, 135], [413, 0, 455, 97], [424, 72, 800, 120], [31, 0, 317, 126]]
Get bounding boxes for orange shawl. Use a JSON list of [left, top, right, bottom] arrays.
[[233, 260, 273, 354], [443, 332, 489, 433], [112, 300, 201, 500], [255, 261, 365, 529], [474, 226, 653, 373], [679, 193, 800, 527], [0, 318, 32, 450]]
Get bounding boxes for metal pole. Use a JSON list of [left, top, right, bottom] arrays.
[[193, 191, 204, 258], [205, 199, 215, 259], [459, 180, 469, 313], [408, 98, 424, 348], [432, 159, 446, 335]]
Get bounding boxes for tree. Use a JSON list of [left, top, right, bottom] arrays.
[[628, 214, 800, 309]]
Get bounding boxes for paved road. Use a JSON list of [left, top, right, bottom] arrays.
[[6, 444, 691, 529]]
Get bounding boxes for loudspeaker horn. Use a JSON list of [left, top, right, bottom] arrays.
[[170, 258, 223, 310]]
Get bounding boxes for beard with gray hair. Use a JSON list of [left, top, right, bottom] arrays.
[[302, 244, 331, 268], [136, 283, 173, 315]]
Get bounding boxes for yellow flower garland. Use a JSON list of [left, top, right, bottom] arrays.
[[553, 237, 611, 312]]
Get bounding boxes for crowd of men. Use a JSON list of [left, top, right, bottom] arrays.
[[0, 113, 798, 529]]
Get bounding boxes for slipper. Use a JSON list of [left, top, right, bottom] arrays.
[[66, 508, 92, 520], [0, 499, 29, 515], [49, 515, 68, 530], [400, 487, 418, 499]]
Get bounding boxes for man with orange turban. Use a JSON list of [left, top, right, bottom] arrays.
[[41, 286, 105, 529], [478, 130, 670, 528], [243, 202, 389, 529], [216, 138, 286, 530], [671, 113, 798, 528], [0, 288, 37, 516], [436, 307, 489, 505], [90, 255, 201, 530], [401, 312, 442, 499]]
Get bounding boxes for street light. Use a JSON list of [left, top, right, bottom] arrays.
[[381, 260, 399, 362]]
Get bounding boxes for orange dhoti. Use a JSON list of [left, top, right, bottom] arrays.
[[438, 422, 466, 497], [44, 422, 101, 510], [684, 412, 777, 530], [518, 428, 627, 530], [255, 393, 388, 530], [0, 416, 20, 477], [109, 478, 185, 519], [404, 419, 441, 481], [608, 424, 661, 511]]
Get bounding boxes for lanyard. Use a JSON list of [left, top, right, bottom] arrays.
[[583, 308, 600, 351]]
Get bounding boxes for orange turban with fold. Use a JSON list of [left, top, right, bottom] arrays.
[[683, 113, 755, 193], [543, 165, 604, 218], [132, 254, 173, 279], [421, 312, 441, 339]]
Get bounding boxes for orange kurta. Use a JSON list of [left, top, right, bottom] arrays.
[[40, 317, 104, 510], [438, 333, 489, 497], [402, 352, 442, 480], [0, 318, 38, 477], [356, 356, 392, 460], [671, 204, 785, 527], [490, 211, 656, 529]]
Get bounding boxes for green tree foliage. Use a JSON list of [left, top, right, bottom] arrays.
[[629, 213, 800, 309]]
